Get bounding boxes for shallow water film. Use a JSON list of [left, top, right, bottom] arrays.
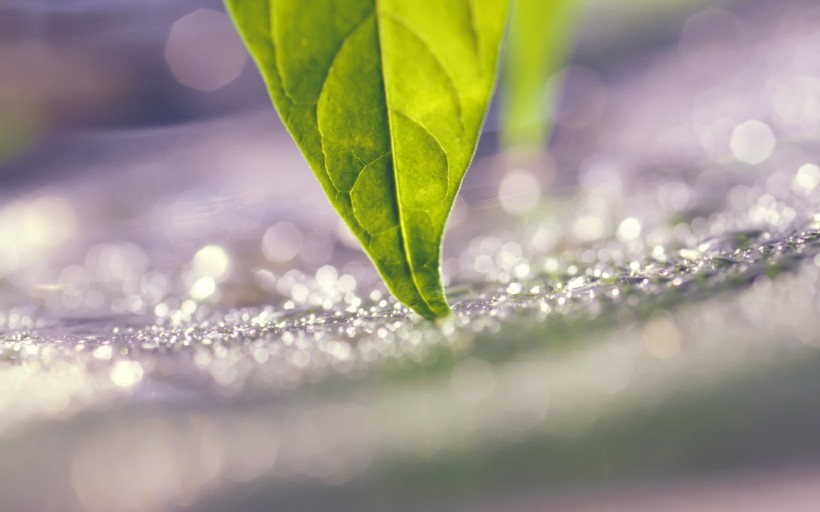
[[1, 0, 820, 510]]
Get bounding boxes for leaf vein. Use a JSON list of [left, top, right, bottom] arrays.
[[391, 108, 451, 202], [375, 0, 438, 317], [315, 9, 377, 194], [383, 11, 466, 137], [465, 0, 480, 57], [267, 2, 299, 105]]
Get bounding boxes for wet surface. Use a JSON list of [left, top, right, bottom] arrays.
[[1, 0, 820, 510]]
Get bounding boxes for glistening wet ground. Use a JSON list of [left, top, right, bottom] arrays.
[[1, 0, 820, 511]]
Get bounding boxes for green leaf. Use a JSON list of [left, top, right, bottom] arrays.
[[501, 0, 579, 151], [225, 0, 510, 319]]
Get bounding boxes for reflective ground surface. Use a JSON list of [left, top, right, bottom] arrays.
[[1, 0, 820, 510]]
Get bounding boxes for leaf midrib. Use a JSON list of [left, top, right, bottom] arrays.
[[373, 0, 440, 318]]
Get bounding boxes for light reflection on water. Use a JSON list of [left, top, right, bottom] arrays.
[[0, 0, 820, 511]]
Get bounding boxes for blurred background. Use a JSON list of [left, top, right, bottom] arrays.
[[1, 0, 820, 511]]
